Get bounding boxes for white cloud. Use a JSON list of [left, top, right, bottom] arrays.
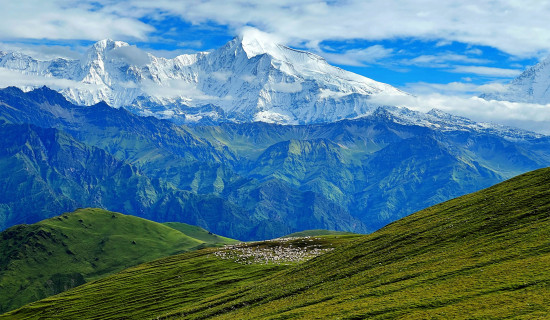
[[141, 79, 221, 103], [3, 1, 550, 60], [0, 67, 99, 90], [321, 45, 393, 66], [211, 71, 232, 81], [101, 0, 550, 58], [403, 81, 508, 96], [369, 93, 550, 134], [466, 48, 483, 56], [406, 54, 489, 67], [241, 75, 256, 83], [450, 66, 522, 77], [269, 81, 303, 93], [0, 1, 152, 41], [0, 42, 83, 60], [106, 46, 151, 66]]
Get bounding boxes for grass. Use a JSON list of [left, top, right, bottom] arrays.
[[1, 236, 358, 319], [170, 167, 550, 319], [282, 229, 359, 238], [0, 208, 237, 313], [4, 167, 550, 319], [162, 222, 239, 246]]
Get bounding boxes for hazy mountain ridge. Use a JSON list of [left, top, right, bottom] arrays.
[[1, 87, 549, 237], [0, 87, 367, 239]]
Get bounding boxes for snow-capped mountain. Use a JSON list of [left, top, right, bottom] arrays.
[[481, 56, 550, 104], [0, 32, 407, 124]]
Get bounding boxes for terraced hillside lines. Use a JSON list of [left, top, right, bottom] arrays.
[[1, 235, 361, 319], [168, 167, 550, 319], [0, 208, 236, 313]]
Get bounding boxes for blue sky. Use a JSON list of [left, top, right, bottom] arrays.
[[1, 1, 550, 132]]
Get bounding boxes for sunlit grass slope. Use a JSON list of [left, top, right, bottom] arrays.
[[2, 235, 360, 319], [172, 167, 550, 319], [0, 208, 235, 313]]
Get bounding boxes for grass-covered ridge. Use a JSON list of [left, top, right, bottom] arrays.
[[162, 222, 239, 246], [0, 208, 237, 313], [5, 167, 550, 319], [2, 235, 361, 319]]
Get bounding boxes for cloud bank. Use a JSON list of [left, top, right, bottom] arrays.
[[2, 1, 550, 59], [109, 0, 550, 58], [369, 93, 550, 134]]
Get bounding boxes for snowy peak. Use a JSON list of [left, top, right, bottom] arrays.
[[232, 28, 327, 66], [238, 29, 282, 59], [0, 34, 408, 124], [481, 56, 550, 104], [89, 39, 130, 53], [84, 39, 131, 65]]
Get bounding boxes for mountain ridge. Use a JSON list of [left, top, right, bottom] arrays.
[[0, 35, 406, 124], [481, 55, 550, 104], [2, 86, 549, 236]]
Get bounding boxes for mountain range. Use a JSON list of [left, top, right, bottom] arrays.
[[1, 86, 549, 241], [0, 33, 405, 125], [1, 34, 550, 240]]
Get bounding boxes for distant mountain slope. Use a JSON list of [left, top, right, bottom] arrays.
[[6, 167, 550, 319], [0, 32, 406, 124], [0, 112, 366, 240], [0, 208, 236, 313], [194, 109, 550, 229], [0, 121, 256, 238], [1, 86, 549, 238], [481, 56, 550, 103]]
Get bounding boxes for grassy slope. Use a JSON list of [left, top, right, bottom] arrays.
[[4, 167, 550, 319], [2, 235, 360, 319], [162, 222, 239, 245], [282, 229, 359, 238], [175, 167, 550, 319], [0, 208, 234, 313]]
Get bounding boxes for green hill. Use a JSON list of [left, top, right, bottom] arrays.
[[0, 208, 236, 313], [162, 222, 239, 246], [4, 167, 550, 319]]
